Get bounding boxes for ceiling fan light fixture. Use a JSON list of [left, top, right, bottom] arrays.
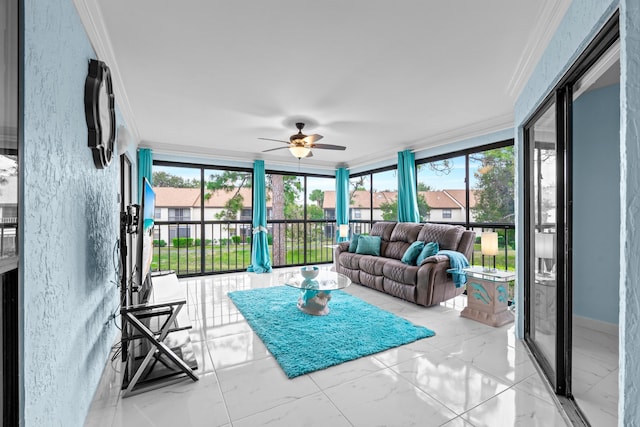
[[289, 145, 311, 159]]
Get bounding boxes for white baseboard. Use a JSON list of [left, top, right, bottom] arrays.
[[573, 314, 618, 336]]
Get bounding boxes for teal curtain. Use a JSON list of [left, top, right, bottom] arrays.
[[247, 160, 272, 273], [397, 150, 420, 222], [336, 167, 349, 242], [138, 148, 153, 202]]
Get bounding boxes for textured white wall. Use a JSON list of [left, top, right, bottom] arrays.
[[619, 1, 640, 424], [22, 0, 123, 425]]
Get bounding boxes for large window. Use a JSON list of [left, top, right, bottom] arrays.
[[265, 172, 335, 267], [151, 162, 253, 275], [469, 146, 515, 224], [417, 155, 465, 222], [152, 161, 337, 274], [416, 140, 515, 270], [348, 167, 400, 235], [372, 169, 398, 221]]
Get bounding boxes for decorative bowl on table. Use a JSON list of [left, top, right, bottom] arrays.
[[300, 266, 319, 280]]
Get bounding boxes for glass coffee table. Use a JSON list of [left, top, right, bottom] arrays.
[[280, 269, 351, 315]]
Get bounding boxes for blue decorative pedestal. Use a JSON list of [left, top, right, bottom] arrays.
[[460, 266, 515, 327], [298, 287, 332, 316]]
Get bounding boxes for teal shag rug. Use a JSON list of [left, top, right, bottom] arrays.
[[227, 286, 435, 378]]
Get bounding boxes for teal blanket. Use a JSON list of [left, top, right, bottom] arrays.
[[438, 250, 470, 287]]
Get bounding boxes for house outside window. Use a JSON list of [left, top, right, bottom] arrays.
[[353, 209, 361, 219], [443, 209, 452, 219], [169, 208, 190, 222], [169, 225, 190, 241], [240, 208, 251, 220], [154, 207, 161, 219], [2, 206, 17, 223], [324, 208, 335, 220]]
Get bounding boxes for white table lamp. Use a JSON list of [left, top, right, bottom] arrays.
[[481, 231, 499, 271], [339, 224, 349, 239]]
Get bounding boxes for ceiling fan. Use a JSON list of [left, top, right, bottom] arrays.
[[258, 122, 346, 159]]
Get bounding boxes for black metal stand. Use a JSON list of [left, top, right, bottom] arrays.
[[120, 299, 198, 397]]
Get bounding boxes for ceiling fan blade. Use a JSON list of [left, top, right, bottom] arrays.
[[302, 134, 323, 143], [310, 143, 346, 151], [262, 146, 289, 153], [258, 137, 290, 144], [305, 151, 313, 158]]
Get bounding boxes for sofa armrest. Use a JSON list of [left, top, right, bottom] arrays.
[[334, 241, 350, 258], [416, 255, 458, 306], [418, 254, 449, 265]]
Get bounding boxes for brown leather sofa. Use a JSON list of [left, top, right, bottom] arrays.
[[334, 221, 475, 306]]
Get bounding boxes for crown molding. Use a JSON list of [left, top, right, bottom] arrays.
[[506, 0, 573, 100], [73, 0, 141, 145]]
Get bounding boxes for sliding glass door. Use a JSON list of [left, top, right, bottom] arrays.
[[523, 12, 619, 425], [525, 100, 561, 389]]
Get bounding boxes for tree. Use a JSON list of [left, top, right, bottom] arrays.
[[270, 174, 287, 264], [306, 204, 325, 220], [266, 174, 304, 264], [471, 147, 515, 223], [417, 182, 432, 191], [152, 171, 200, 188], [379, 193, 430, 221], [379, 200, 397, 221], [349, 176, 367, 205], [206, 171, 251, 221], [307, 189, 325, 220], [309, 189, 324, 208]]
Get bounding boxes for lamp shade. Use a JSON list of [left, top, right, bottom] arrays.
[[481, 232, 499, 256], [535, 232, 556, 259], [339, 224, 349, 238], [289, 145, 310, 159]]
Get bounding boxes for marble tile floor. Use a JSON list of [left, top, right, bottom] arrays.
[[85, 266, 572, 427], [572, 323, 618, 426]]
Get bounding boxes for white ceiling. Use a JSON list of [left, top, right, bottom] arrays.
[[76, 0, 571, 172]]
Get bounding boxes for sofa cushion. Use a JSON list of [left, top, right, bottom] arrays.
[[359, 255, 388, 276], [348, 234, 360, 253], [389, 222, 422, 243], [383, 222, 423, 260], [416, 241, 439, 265], [369, 222, 396, 241], [417, 223, 465, 251], [382, 259, 419, 286], [356, 235, 382, 256], [401, 241, 425, 265]]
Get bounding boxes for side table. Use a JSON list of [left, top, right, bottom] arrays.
[[460, 266, 515, 327]]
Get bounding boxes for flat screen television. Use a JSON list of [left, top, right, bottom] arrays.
[[135, 177, 156, 304]]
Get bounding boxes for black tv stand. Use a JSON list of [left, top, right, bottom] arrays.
[[121, 272, 198, 396]]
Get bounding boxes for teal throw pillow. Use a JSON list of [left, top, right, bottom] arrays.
[[401, 241, 425, 265], [355, 235, 382, 256], [416, 241, 439, 265], [348, 234, 360, 253]]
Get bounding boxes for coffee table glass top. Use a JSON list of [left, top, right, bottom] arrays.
[[280, 269, 351, 315], [280, 269, 351, 291]]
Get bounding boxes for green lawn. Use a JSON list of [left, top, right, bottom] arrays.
[[470, 243, 516, 271], [153, 242, 515, 276], [152, 244, 334, 275]]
